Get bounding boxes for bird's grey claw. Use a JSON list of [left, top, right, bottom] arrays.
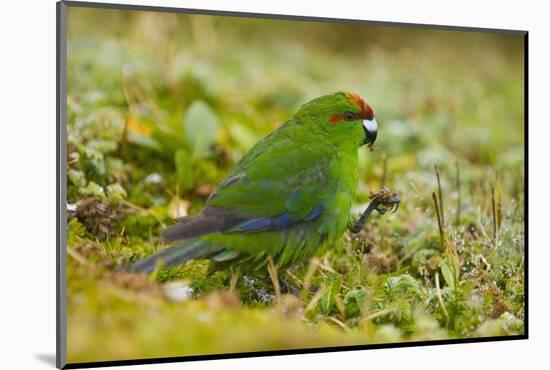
[[376, 194, 400, 215], [393, 202, 400, 213]]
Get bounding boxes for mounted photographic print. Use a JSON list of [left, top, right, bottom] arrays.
[[57, 1, 527, 368]]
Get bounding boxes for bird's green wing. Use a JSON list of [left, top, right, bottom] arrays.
[[206, 121, 336, 224]]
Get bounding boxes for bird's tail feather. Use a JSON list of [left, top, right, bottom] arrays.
[[125, 239, 223, 274]]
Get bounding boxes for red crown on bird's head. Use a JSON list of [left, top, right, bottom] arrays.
[[345, 92, 374, 120]]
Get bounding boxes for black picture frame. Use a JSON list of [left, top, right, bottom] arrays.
[[56, 1, 528, 368]]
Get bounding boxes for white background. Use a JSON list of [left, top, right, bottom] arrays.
[[0, 0, 547, 368]]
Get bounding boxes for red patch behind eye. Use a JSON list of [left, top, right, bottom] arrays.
[[329, 114, 343, 125]]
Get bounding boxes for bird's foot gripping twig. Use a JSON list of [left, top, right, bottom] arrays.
[[351, 188, 400, 234]]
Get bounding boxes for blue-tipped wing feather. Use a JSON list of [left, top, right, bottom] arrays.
[[229, 204, 324, 232]]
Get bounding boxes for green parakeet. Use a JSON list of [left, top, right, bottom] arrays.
[[128, 91, 379, 273]]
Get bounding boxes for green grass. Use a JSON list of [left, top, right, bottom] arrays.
[[65, 7, 525, 363]]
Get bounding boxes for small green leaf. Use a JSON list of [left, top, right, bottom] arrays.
[[87, 139, 117, 154], [68, 169, 86, 188], [385, 274, 421, 298], [450, 252, 460, 285], [175, 149, 193, 191], [83, 146, 106, 176], [343, 289, 367, 318], [440, 260, 455, 291], [183, 100, 220, 158], [106, 183, 127, 204], [79, 181, 106, 200], [319, 275, 342, 314]]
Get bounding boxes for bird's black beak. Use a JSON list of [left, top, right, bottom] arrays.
[[362, 117, 378, 147]]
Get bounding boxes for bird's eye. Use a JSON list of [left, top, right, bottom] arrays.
[[343, 111, 355, 121]]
